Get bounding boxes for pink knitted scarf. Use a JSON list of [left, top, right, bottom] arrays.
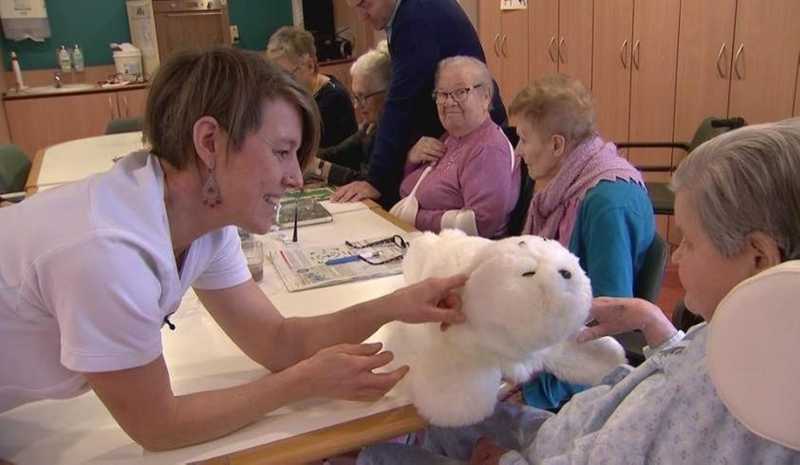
[[523, 135, 645, 245]]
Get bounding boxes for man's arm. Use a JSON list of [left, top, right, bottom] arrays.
[[368, 17, 443, 207]]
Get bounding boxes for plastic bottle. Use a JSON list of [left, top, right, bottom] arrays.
[[10, 51, 26, 90], [71, 44, 84, 72], [57, 45, 71, 73]]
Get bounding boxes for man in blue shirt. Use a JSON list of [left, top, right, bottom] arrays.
[[337, 0, 507, 208]]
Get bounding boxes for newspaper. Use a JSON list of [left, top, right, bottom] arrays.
[[270, 237, 406, 292]]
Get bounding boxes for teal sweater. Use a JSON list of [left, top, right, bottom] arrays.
[[523, 179, 655, 410]]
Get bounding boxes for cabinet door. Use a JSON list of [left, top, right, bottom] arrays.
[[558, 0, 593, 88], [5, 93, 116, 158], [673, 0, 736, 147], [628, 0, 680, 179], [528, 0, 558, 82], [154, 10, 230, 63], [499, 9, 529, 105], [728, 0, 800, 124], [116, 88, 149, 120], [478, 1, 503, 91], [591, 0, 633, 145]]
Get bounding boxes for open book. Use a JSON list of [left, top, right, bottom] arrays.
[[276, 187, 336, 229]]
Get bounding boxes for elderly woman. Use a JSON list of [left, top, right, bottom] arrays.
[[509, 75, 655, 409], [309, 41, 391, 186], [266, 26, 358, 148], [386, 56, 520, 238], [0, 48, 468, 451], [357, 119, 800, 465]]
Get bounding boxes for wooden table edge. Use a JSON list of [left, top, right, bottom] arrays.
[[192, 405, 426, 465], [24, 148, 45, 195]]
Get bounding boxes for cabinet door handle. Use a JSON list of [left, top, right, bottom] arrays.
[[716, 42, 728, 78], [108, 96, 116, 119], [501, 34, 509, 58], [547, 36, 557, 63], [122, 97, 129, 117], [558, 37, 566, 63], [632, 40, 640, 70], [620, 39, 629, 68], [493, 33, 501, 57], [733, 43, 744, 79]]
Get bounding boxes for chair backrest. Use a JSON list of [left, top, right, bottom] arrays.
[[105, 116, 143, 135], [506, 161, 535, 237], [635, 232, 669, 303], [0, 144, 31, 194]]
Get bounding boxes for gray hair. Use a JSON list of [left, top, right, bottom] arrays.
[[435, 55, 494, 102], [265, 26, 315, 63], [671, 118, 800, 261], [350, 40, 392, 92], [508, 74, 595, 148]]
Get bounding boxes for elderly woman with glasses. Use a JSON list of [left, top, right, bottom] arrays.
[[386, 56, 520, 238], [309, 41, 391, 186], [266, 26, 358, 149], [357, 118, 800, 465]]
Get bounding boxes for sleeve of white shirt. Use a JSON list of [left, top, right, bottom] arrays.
[[192, 226, 250, 290], [499, 450, 530, 465], [37, 233, 166, 373]]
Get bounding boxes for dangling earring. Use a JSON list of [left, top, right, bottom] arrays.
[[201, 165, 222, 207]]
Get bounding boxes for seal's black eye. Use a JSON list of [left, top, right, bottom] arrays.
[[558, 269, 572, 279], [522, 271, 536, 277]]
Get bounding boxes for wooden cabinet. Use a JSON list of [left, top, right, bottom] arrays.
[[592, 0, 680, 152], [673, 0, 737, 146], [478, 3, 529, 106], [115, 88, 149, 120], [591, 0, 634, 145], [4, 87, 149, 158], [627, 0, 681, 177], [727, 0, 800, 125], [675, 0, 800, 144], [528, 0, 593, 87]]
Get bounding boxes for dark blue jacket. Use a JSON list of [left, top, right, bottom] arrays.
[[368, 0, 507, 208]]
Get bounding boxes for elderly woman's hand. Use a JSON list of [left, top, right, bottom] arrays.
[[331, 181, 381, 202], [407, 136, 446, 164], [576, 297, 677, 348], [469, 437, 509, 465], [380, 274, 467, 327]]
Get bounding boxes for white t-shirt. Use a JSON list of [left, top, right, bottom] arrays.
[[0, 151, 250, 413]]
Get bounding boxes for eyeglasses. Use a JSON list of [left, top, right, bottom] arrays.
[[432, 84, 483, 104], [352, 89, 386, 107], [286, 64, 302, 79]]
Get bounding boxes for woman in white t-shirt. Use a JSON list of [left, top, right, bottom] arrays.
[[0, 47, 467, 451]]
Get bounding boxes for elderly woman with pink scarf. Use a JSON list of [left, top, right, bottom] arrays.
[[509, 74, 655, 410]]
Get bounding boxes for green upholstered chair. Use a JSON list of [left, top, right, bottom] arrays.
[[617, 116, 746, 215], [104, 116, 143, 135], [615, 232, 670, 366], [0, 144, 31, 204]]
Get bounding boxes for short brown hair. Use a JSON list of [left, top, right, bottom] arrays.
[[143, 46, 320, 170], [509, 74, 595, 148], [266, 26, 316, 63]]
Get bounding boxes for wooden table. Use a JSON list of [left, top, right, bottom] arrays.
[[1, 196, 426, 465]]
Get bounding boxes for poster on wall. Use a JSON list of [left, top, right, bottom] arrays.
[[500, 0, 528, 10]]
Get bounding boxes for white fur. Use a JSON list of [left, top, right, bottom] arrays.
[[382, 229, 626, 427]]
